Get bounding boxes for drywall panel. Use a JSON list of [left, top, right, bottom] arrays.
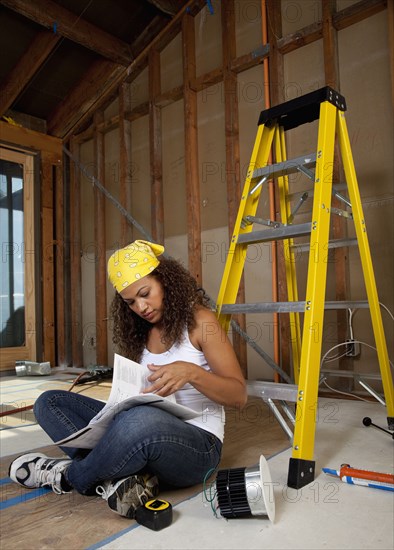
[[104, 128, 122, 249], [162, 99, 187, 238], [237, 64, 269, 221], [79, 140, 95, 249], [281, 0, 322, 36], [338, 11, 393, 378], [104, 97, 119, 120], [130, 67, 149, 107], [130, 115, 150, 239], [197, 84, 226, 231], [161, 33, 183, 93], [235, 0, 263, 57], [79, 139, 97, 366], [195, 1, 222, 77]]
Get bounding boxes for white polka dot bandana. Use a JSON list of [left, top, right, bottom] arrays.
[[107, 240, 164, 292]]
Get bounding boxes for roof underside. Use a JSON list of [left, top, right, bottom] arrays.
[[0, 0, 194, 138]]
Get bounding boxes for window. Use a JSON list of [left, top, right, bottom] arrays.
[[0, 148, 36, 371]]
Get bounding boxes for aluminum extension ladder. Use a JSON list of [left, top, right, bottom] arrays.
[[216, 86, 394, 489]]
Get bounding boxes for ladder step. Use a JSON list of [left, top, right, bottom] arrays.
[[237, 222, 311, 245], [247, 380, 298, 402], [251, 153, 316, 181], [221, 300, 369, 314], [290, 237, 358, 252]]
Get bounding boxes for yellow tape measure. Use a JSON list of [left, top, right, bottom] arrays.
[[135, 499, 173, 531]]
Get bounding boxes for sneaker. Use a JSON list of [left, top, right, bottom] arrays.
[[9, 453, 72, 495], [96, 473, 159, 518]]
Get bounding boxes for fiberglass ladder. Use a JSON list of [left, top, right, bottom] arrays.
[[216, 86, 394, 489]]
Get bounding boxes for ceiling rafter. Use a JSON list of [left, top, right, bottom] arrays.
[[0, 30, 60, 116], [0, 0, 133, 65], [48, 0, 205, 138]]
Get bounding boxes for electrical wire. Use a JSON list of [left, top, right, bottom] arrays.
[[202, 468, 219, 518], [321, 378, 371, 403]]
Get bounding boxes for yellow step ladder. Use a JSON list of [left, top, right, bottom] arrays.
[[216, 86, 394, 489]]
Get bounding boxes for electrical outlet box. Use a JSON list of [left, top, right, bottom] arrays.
[[345, 339, 360, 358]]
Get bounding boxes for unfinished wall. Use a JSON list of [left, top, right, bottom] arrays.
[[73, 1, 393, 394]]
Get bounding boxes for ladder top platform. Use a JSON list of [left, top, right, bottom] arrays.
[[258, 86, 347, 131]]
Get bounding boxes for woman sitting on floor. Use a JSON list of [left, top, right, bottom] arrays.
[[9, 240, 247, 518]]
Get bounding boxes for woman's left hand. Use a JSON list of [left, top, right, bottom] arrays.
[[142, 361, 195, 397]]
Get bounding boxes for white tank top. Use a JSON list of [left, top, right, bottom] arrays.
[[140, 328, 225, 441]]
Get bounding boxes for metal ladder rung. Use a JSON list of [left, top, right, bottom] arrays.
[[290, 237, 358, 252], [247, 380, 298, 401], [247, 381, 297, 440], [221, 300, 369, 315], [251, 153, 316, 181], [237, 222, 311, 245]]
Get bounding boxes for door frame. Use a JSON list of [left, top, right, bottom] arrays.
[[0, 147, 37, 370]]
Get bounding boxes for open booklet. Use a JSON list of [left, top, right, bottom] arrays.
[[56, 353, 199, 449]]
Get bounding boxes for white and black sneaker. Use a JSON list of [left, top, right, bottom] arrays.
[[9, 453, 72, 494], [96, 474, 159, 518]]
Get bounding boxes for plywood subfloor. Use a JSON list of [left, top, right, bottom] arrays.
[[0, 374, 289, 549]]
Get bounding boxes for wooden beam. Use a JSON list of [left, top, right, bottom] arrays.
[[0, 30, 60, 116], [182, 13, 202, 284], [277, 21, 323, 55], [230, 45, 270, 74], [41, 154, 55, 366], [56, 0, 205, 141], [93, 112, 108, 365], [0, 120, 61, 156], [69, 138, 83, 367], [54, 159, 66, 366], [119, 83, 133, 247], [0, 0, 132, 65], [221, 0, 247, 377], [191, 67, 223, 92], [332, 0, 387, 30], [389, 0, 394, 108], [149, 49, 164, 244], [276, 0, 386, 55], [323, 0, 353, 389], [156, 85, 184, 107], [266, 0, 291, 379], [47, 59, 125, 138]]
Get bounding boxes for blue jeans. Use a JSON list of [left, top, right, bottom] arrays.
[[33, 390, 222, 495]]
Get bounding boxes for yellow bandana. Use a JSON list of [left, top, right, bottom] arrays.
[[108, 240, 165, 292]]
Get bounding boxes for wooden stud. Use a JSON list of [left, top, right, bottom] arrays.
[[93, 112, 108, 365], [69, 138, 83, 367], [323, 0, 353, 388], [149, 49, 164, 245], [119, 83, 133, 247], [41, 154, 55, 366], [182, 13, 202, 284], [266, 0, 290, 379], [54, 157, 66, 366], [221, 0, 247, 377]]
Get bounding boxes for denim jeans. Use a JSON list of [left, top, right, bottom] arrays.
[[33, 390, 222, 495]]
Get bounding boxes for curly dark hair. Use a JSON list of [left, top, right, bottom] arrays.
[[110, 257, 211, 362]]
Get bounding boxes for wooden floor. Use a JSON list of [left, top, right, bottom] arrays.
[[0, 374, 290, 549]]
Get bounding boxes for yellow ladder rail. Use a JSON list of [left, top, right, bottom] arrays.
[[215, 86, 393, 490]]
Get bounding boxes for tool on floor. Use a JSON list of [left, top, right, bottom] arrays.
[[15, 360, 51, 376], [215, 455, 275, 522], [362, 417, 394, 439], [323, 464, 394, 491], [215, 86, 394, 489], [135, 498, 172, 531]]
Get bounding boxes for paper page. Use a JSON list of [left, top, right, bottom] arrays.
[[55, 354, 190, 448]]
